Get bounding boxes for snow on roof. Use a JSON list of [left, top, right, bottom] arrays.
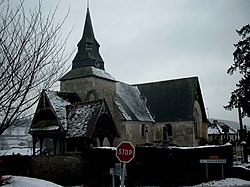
[[208, 125, 221, 135], [0, 147, 38, 156], [30, 125, 60, 132], [115, 82, 154, 122], [169, 144, 231, 150], [59, 66, 116, 81], [208, 121, 237, 135], [46, 90, 71, 130], [66, 101, 103, 138], [229, 127, 237, 134], [92, 146, 117, 151], [91, 67, 115, 81]]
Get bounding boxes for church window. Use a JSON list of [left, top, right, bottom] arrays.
[[193, 100, 202, 137], [163, 124, 172, 141], [141, 124, 145, 137], [194, 118, 198, 135]]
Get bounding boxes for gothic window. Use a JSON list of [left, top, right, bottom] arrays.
[[193, 100, 202, 137]]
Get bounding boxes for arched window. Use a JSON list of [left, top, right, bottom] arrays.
[[103, 137, 110, 147], [193, 100, 202, 137]]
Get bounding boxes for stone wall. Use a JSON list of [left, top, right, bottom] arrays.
[[0, 144, 234, 186], [120, 121, 153, 146], [153, 121, 195, 146], [60, 77, 124, 141]]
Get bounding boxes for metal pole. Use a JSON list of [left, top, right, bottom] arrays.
[[221, 164, 224, 179], [121, 163, 126, 187], [205, 164, 208, 180], [112, 169, 115, 187]]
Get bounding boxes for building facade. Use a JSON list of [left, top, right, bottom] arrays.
[[29, 7, 208, 155]]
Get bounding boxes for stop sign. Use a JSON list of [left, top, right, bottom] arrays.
[[116, 141, 135, 163]]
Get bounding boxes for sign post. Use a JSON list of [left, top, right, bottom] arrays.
[[199, 159, 227, 179], [116, 141, 135, 187]]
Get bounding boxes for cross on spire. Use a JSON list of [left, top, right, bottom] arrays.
[[87, 0, 89, 8]]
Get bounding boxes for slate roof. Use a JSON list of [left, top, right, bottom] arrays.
[[115, 82, 154, 122], [30, 90, 81, 133], [59, 66, 115, 81], [45, 90, 81, 130], [60, 8, 110, 82], [136, 76, 207, 123], [66, 100, 105, 138], [30, 90, 114, 139]]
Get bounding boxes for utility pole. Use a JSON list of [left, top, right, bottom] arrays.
[[238, 104, 246, 142]]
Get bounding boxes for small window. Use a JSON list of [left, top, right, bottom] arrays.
[[141, 124, 145, 137], [167, 124, 172, 136], [163, 124, 172, 141], [86, 43, 92, 51]]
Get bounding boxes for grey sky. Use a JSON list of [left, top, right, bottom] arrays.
[[19, 0, 250, 125]]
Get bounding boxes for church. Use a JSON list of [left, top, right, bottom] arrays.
[[29, 7, 209, 156]]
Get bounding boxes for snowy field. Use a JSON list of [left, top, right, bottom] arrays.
[[2, 176, 250, 187]]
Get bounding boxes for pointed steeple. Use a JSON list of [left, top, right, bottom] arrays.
[[72, 7, 105, 70]]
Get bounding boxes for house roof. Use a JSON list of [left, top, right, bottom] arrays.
[[115, 82, 154, 122], [59, 66, 115, 81], [66, 99, 106, 138], [45, 90, 81, 130], [29, 90, 81, 133], [136, 76, 207, 123], [30, 90, 117, 139], [208, 120, 237, 135]]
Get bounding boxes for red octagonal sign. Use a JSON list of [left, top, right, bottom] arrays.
[[116, 141, 135, 163]]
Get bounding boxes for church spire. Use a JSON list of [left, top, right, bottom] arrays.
[[72, 7, 105, 70]]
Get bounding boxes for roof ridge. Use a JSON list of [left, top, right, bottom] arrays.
[[134, 76, 199, 86], [70, 98, 105, 106]]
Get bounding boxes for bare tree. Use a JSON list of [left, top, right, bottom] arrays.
[[0, 0, 72, 134]]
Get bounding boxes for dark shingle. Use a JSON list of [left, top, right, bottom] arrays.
[[66, 100, 104, 138], [136, 76, 206, 122], [59, 66, 115, 81]]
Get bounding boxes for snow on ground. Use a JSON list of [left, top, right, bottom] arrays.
[[2, 176, 62, 187], [2, 176, 250, 187], [190, 178, 250, 187]]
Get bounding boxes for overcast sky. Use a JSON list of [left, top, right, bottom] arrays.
[[19, 0, 250, 125]]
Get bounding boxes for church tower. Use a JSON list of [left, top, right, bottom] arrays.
[[59, 6, 117, 110], [72, 7, 105, 70]]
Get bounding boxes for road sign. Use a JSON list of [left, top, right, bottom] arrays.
[[109, 163, 127, 176], [116, 141, 135, 163], [200, 159, 227, 164], [199, 159, 227, 179]]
